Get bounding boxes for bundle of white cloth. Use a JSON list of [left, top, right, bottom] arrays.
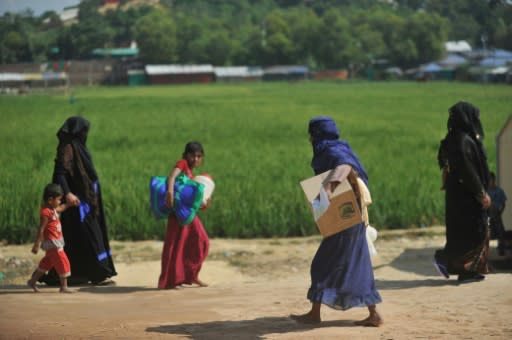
[[357, 177, 378, 257]]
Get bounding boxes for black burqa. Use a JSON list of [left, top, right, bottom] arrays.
[[435, 102, 490, 275], [40, 116, 117, 285]]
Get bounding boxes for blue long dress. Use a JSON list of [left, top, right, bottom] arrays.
[[307, 117, 382, 310], [307, 222, 382, 310]]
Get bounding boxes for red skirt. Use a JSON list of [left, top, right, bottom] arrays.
[[158, 215, 209, 289]]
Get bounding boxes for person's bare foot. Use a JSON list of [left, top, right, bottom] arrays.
[[59, 287, 75, 294], [290, 312, 321, 324], [354, 313, 383, 327], [192, 279, 208, 287], [27, 280, 40, 293]]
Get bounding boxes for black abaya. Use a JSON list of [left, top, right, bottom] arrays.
[[435, 102, 490, 276], [40, 116, 116, 285]]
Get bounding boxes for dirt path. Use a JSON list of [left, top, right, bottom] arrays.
[[1, 227, 511, 339]]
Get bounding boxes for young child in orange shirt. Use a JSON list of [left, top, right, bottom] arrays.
[[27, 183, 76, 293]]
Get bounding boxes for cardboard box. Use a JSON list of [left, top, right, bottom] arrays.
[[300, 169, 363, 237]]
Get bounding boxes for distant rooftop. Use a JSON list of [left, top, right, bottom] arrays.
[[145, 65, 214, 75], [60, 6, 78, 22], [92, 47, 139, 58], [445, 41, 472, 53]]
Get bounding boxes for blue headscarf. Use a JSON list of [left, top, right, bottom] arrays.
[[309, 116, 369, 185]]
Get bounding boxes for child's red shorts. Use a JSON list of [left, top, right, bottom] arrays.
[[38, 248, 71, 278]]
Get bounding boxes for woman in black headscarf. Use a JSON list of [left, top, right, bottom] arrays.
[[434, 102, 491, 283], [40, 116, 117, 285]]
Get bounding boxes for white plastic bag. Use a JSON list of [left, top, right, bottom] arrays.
[[366, 225, 378, 257]]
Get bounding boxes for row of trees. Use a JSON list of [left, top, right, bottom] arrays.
[[1, 0, 511, 71]]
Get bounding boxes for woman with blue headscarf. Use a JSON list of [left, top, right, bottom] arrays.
[[291, 116, 383, 326]]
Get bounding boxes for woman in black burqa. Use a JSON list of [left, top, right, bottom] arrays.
[[40, 116, 117, 285], [434, 101, 491, 283]]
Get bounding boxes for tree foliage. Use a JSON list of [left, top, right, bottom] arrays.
[[135, 9, 177, 63], [0, 0, 510, 71]]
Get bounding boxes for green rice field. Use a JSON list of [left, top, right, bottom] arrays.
[[1, 81, 510, 243]]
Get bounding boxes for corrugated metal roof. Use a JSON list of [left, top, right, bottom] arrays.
[[445, 41, 471, 52], [42, 72, 68, 80], [489, 66, 509, 74], [494, 49, 512, 58], [92, 48, 139, 57], [0, 72, 67, 81], [480, 57, 511, 67], [264, 65, 309, 74], [146, 65, 214, 75], [60, 7, 78, 22], [127, 69, 145, 75], [214, 66, 263, 77], [439, 54, 467, 66], [0, 73, 24, 81], [420, 63, 442, 72]]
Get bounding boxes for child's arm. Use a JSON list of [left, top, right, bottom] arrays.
[[499, 200, 506, 214], [165, 167, 182, 208], [55, 202, 73, 213], [32, 215, 49, 254]]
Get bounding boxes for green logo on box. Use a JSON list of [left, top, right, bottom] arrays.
[[339, 202, 355, 219]]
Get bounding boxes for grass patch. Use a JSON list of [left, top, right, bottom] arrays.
[[1, 81, 510, 243]]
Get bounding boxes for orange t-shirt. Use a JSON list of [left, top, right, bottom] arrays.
[[175, 159, 193, 178], [40, 207, 65, 250]]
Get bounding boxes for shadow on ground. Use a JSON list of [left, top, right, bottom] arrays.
[[77, 285, 160, 293], [383, 247, 440, 276], [374, 245, 512, 290], [146, 316, 359, 340], [0, 283, 159, 294]]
